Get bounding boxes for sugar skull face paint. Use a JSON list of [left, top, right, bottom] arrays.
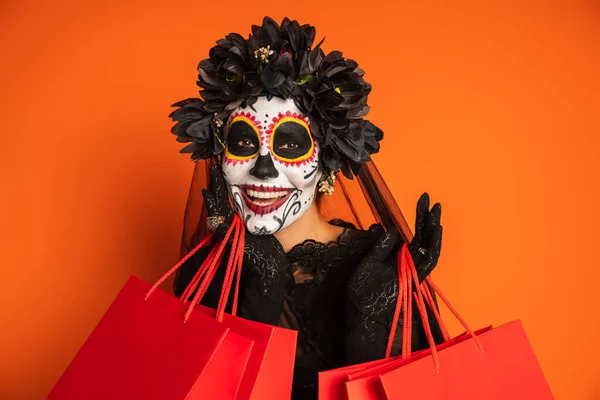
[[222, 96, 322, 235]]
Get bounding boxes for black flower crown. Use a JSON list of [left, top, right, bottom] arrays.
[[169, 16, 383, 179]]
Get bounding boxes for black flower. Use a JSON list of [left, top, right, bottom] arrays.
[[323, 121, 383, 178], [169, 99, 219, 160]]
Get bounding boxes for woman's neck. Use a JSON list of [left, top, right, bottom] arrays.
[[274, 201, 345, 253]]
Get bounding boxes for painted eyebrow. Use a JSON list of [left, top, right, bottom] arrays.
[[272, 119, 310, 134], [273, 121, 310, 135], [225, 114, 262, 140]]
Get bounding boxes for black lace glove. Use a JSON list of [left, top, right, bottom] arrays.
[[202, 165, 287, 325], [202, 165, 234, 241], [408, 193, 443, 283], [346, 226, 445, 363]]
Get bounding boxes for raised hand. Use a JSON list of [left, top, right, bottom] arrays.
[[409, 193, 443, 282]]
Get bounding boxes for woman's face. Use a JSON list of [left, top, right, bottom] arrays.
[[221, 96, 322, 235]]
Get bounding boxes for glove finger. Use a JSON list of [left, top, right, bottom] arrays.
[[202, 188, 218, 215], [210, 165, 231, 213], [424, 202, 441, 239], [417, 226, 442, 282], [414, 193, 429, 246], [210, 164, 227, 190], [428, 225, 443, 262]]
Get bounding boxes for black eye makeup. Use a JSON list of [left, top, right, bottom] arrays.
[[226, 120, 260, 158], [271, 121, 313, 161]]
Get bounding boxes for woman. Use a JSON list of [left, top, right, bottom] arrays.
[[170, 16, 444, 399]]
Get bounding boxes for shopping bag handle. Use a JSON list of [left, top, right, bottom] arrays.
[[182, 217, 239, 303], [181, 214, 246, 322], [215, 218, 245, 321], [145, 214, 245, 323], [386, 243, 412, 358], [145, 230, 216, 300], [385, 243, 483, 371], [183, 216, 241, 322]]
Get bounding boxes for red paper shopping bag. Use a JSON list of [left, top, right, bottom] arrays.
[[49, 214, 277, 400], [196, 305, 297, 399], [319, 354, 402, 400], [379, 320, 554, 399], [48, 276, 253, 400], [322, 243, 553, 400], [343, 327, 491, 400], [375, 247, 554, 399]]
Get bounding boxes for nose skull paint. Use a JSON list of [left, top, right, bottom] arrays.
[[221, 96, 322, 235]]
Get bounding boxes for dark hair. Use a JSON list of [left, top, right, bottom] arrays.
[[169, 16, 383, 179]]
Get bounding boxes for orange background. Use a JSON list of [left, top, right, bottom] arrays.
[[1, 1, 599, 398]]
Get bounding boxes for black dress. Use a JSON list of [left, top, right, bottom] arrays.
[[174, 222, 443, 400]]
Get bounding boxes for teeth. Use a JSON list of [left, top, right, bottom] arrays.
[[247, 189, 289, 199], [253, 198, 276, 206]]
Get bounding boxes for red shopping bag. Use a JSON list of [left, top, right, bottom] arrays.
[[47, 275, 253, 400], [319, 328, 490, 400], [323, 243, 553, 400], [195, 305, 297, 399], [180, 214, 297, 400], [319, 354, 402, 400], [49, 214, 296, 400], [343, 328, 491, 400], [375, 247, 554, 399], [379, 320, 553, 399]]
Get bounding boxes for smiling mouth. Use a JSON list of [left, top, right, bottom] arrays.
[[240, 184, 293, 215]]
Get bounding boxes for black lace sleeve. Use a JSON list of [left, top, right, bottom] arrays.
[[344, 230, 445, 365]]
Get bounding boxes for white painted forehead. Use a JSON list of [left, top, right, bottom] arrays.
[[236, 97, 305, 120]]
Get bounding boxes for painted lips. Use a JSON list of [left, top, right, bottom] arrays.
[[239, 184, 293, 215]]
